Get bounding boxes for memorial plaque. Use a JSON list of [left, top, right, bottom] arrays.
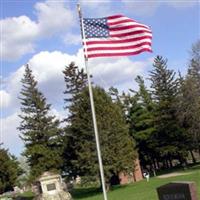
[[46, 183, 56, 191], [157, 182, 198, 200]]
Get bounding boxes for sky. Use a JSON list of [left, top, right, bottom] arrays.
[[0, 0, 200, 156]]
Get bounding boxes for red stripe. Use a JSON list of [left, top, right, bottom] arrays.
[[109, 24, 149, 31], [110, 30, 152, 37], [108, 19, 135, 26], [107, 15, 124, 20], [86, 42, 151, 51], [87, 49, 152, 58], [86, 36, 152, 45]]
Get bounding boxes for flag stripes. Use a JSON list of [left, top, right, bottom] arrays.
[[83, 15, 152, 58]]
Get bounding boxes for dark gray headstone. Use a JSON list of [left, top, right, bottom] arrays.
[[157, 182, 198, 200]]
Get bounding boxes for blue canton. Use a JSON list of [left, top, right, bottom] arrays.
[[83, 18, 109, 38]]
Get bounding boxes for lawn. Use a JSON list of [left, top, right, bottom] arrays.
[[4, 165, 199, 200], [72, 165, 200, 200]]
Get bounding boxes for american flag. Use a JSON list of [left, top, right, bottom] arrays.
[[82, 15, 152, 59]]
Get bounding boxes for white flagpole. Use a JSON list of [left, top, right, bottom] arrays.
[[77, 4, 108, 200]]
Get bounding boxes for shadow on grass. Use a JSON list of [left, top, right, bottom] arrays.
[[13, 191, 35, 200], [190, 163, 200, 170], [14, 197, 34, 200], [155, 162, 200, 176], [71, 184, 129, 199], [71, 187, 102, 199]]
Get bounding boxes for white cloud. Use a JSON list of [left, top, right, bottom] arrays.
[[63, 33, 81, 45], [89, 57, 152, 88], [1, 16, 38, 60], [1, 112, 23, 156], [0, 90, 11, 108], [35, 0, 75, 36], [1, 0, 75, 61]]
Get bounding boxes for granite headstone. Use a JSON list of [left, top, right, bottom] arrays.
[[157, 182, 198, 200]]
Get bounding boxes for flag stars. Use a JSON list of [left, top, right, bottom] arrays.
[[83, 18, 109, 38]]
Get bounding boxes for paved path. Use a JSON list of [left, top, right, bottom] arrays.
[[158, 172, 192, 178]]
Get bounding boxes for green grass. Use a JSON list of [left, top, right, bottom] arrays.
[[72, 165, 200, 200], [15, 191, 34, 199]]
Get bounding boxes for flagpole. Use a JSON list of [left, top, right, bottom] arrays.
[[77, 4, 108, 200]]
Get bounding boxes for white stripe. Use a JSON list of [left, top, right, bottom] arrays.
[[107, 16, 130, 23], [86, 45, 152, 55], [83, 32, 152, 42], [110, 27, 151, 35], [86, 38, 152, 48], [109, 21, 149, 29]]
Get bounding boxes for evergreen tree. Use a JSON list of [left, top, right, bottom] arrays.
[[65, 86, 136, 184], [149, 56, 187, 166], [177, 41, 200, 155], [62, 62, 87, 176], [108, 87, 131, 120], [0, 146, 22, 194], [128, 76, 156, 169], [18, 65, 63, 180], [63, 62, 87, 109]]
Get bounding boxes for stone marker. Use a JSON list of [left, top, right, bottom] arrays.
[[34, 171, 72, 200], [157, 182, 198, 200]]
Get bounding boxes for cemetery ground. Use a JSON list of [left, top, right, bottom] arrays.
[[6, 163, 199, 200], [72, 164, 200, 200]]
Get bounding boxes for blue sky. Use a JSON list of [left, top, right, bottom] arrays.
[[1, 0, 200, 156]]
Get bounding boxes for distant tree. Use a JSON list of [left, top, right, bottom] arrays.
[[17, 156, 30, 187], [18, 65, 63, 180], [0, 147, 22, 194], [149, 56, 187, 167], [64, 85, 137, 185], [108, 87, 130, 120]]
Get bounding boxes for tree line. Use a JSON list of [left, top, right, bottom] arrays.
[[0, 40, 199, 193]]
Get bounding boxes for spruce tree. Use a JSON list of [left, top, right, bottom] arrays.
[[64, 86, 136, 184], [128, 76, 156, 169], [63, 62, 87, 109], [62, 62, 87, 176], [149, 56, 187, 166], [18, 65, 63, 180]]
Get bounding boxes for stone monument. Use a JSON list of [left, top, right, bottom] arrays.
[[34, 171, 72, 200], [157, 182, 198, 200]]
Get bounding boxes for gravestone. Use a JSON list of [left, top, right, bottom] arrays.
[[34, 171, 72, 200], [157, 182, 198, 200]]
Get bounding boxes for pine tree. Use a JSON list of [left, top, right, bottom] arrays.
[[18, 65, 63, 180], [149, 56, 187, 166]]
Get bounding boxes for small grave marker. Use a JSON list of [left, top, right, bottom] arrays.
[[157, 182, 198, 200]]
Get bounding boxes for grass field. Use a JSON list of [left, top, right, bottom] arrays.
[[3, 164, 199, 200], [72, 164, 200, 200]]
